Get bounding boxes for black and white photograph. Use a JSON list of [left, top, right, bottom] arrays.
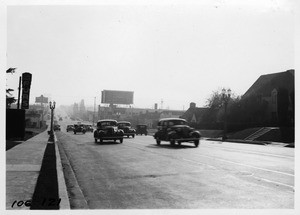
[[2, 0, 298, 214]]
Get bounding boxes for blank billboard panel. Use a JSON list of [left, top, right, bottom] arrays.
[[35, 96, 48, 103], [101, 90, 134, 105]]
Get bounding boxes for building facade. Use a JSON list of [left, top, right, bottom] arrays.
[[242, 69, 294, 126]]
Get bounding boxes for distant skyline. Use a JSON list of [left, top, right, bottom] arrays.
[[5, 0, 294, 110]]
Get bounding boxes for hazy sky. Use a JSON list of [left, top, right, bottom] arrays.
[[5, 0, 294, 110]]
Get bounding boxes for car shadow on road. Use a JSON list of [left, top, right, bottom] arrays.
[[93, 141, 123, 145], [146, 144, 197, 149]]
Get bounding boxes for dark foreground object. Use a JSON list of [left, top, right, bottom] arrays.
[[30, 142, 59, 209]]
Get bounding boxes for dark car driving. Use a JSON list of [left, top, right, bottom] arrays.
[[66, 125, 74, 132], [136, 124, 148, 135], [94, 119, 124, 143], [54, 124, 61, 131], [117, 121, 136, 138], [153, 118, 201, 147], [84, 124, 94, 132], [73, 124, 86, 134]]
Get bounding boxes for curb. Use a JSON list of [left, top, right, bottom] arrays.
[[54, 133, 71, 209], [29, 132, 70, 209], [56, 132, 89, 209]]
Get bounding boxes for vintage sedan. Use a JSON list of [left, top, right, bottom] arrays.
[[153, 118, 201, 147], [54, 124, 61, 131], [73, 124, 86, 134], [136, 124, 148, 135], [117, 121, 136, 138], [66, 125, 74, 132], [94, 119, 124, 143], [84, 124, 94, 132]]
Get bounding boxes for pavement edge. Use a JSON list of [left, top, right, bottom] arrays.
[[54, 133, 71, 209]]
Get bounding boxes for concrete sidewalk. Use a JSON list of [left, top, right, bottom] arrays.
[[6, 130, 70, 210]]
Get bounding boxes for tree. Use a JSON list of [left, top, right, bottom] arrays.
[[201, 89, 239, 130], [205, 90, 223, 109], [6, 68, 17, 108]]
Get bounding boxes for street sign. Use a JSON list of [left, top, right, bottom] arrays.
[[21, 73, 32, 109], [21, 72, 32, 88]]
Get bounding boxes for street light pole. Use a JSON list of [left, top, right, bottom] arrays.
[[49, 101, 56, 142], [222, 88, 231, 141]]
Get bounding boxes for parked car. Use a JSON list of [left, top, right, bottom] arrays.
[[94, 119, 124, 143], [84, 124, 94, 132], [136, 124, 148, 135], [117, 121, 136, 138], [153, 118, 201, 147], [66, 125, 74, 132], [54, 124, 61, 131], [73, 124, 86, 134]]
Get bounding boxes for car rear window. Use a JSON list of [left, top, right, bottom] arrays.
[[98, 121, 116, 126]]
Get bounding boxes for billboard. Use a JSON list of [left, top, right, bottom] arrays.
[[35, 95, 48, 103], [101, 90, 134, 105]]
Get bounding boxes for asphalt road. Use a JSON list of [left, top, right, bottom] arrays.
[[56, 120, 294, 209]]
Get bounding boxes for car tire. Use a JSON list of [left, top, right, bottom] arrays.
[[120, 138, 123, 143], [95, 139, 97, 143], [132, 134, 135, 138], [194, 140, 199, 147], [74, 132, 76, 134], [156, 138, 161, 145], [170, 139, 175, 146]]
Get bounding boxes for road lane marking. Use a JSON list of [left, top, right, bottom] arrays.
[[131, 137, 294, 159], [68, 135, 295, 188], [197, 154, 294, 177], [61, 134, 295, 194], [252, 176, 294, 192], [122, 142, 294, 191], [200, 144, 294, 159], [124, 139, 294, 177]]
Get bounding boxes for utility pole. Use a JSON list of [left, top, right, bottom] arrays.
[[17, 76, 21, 109]]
